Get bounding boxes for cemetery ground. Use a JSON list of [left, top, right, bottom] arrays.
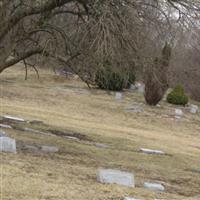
[[0, 65, 200, 200]]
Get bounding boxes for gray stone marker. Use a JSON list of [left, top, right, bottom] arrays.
[[124, 197, 140, 200], [144, 182, 165, 192], [95, 143, 107, 149], [140, 148, 165, 155], [135, 83, 145, 93], [175, 109, 183, 119], [0, 136, 16, 153], [189, 104, 198, 114], [130, 84, 137, 90], [97, 169, 135, 187], [125, 103, 143, 113], [115, 92, 123, 101], [64, 135, 80, 141], [3, 115, 25, 122], [29, 120, 44, 125], [0, 124, 12, 129], [24, 128, 53, 136], [41, 145, 59, 153], [0, 130, 6, 137], [25, 145, 38, 151]]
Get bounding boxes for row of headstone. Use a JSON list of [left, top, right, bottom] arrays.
[[175, 104, 199, 119]]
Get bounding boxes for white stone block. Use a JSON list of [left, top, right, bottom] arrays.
[[140, 148, 165, 155], [0, 124, 12, 129], [41, 145, 59, 153], [124, 197, 140, 200], [97, 169, 135, 187], [175, 109, 183, 117], [0, 130, 6, 137], [95, 143, 107, 149], [3, 115, 25, 122], [0, 137, 16, 153], [115, 92, 123, 101], [189, 104, 198, 114], [144, 182, 165, 192]]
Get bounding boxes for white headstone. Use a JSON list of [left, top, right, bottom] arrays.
[[0, 124, 12, 129], [175, 109, 183, 117], [0, 130, 6, 137], [125, 104, 143, 113], [144, 182, 165, 192], [115, 92, 123, 101], [64, 136, 80, 141], [0, 137, 16, 153], [140, 148, 165, 155], [130, 84, 136, 90], [124, 197, 140, 200], [41, 145, 59, 153], [97, 169, 135, 187], [189, 104, 198, 114], [3, 115, 25, 122], [135, 83, 145, 93], [24, 128, 53, 136], [95, 143, 107, 149]]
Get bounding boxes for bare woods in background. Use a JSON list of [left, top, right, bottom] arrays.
[[0, 0, 200, 101]]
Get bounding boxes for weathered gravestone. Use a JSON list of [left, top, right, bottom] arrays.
[[97, 169, 135, 187], [3, 115, 25, 122], [135, 83, 145, 93], [175, 109, 183, 119], [140, 148, 165, 155], [125, 103, 144, 113], [0, 124, 12, 129], [115, 92, 123, 101], [0, 136, 16, 153], [144, 182, 165, 192], [41, 145, 59, 153], [95, 143, 107, 149], [0, 130, 6, 137], [124, 197, 140, 200], [189, 104, 198, 114]]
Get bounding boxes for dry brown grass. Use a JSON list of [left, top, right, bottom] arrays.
[[0, 65, 200, 200]]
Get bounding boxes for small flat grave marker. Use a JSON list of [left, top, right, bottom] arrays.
[[189, 104, 198, 114], [140, 148, 165, 155], [115, 92, 123, 101], [41, 145, 59, 153], [3, 115, 25, 122], [0, 124, 12, 129], [0, 137, 16, 153], [97, 169, 135, 187], [144, 182, 165, 192], [124, 197, 140, 200]]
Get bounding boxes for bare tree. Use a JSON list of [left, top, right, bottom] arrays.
[[0, 0, 199, 78]]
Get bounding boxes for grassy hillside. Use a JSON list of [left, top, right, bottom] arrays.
[[0, 65, 200, 200]]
